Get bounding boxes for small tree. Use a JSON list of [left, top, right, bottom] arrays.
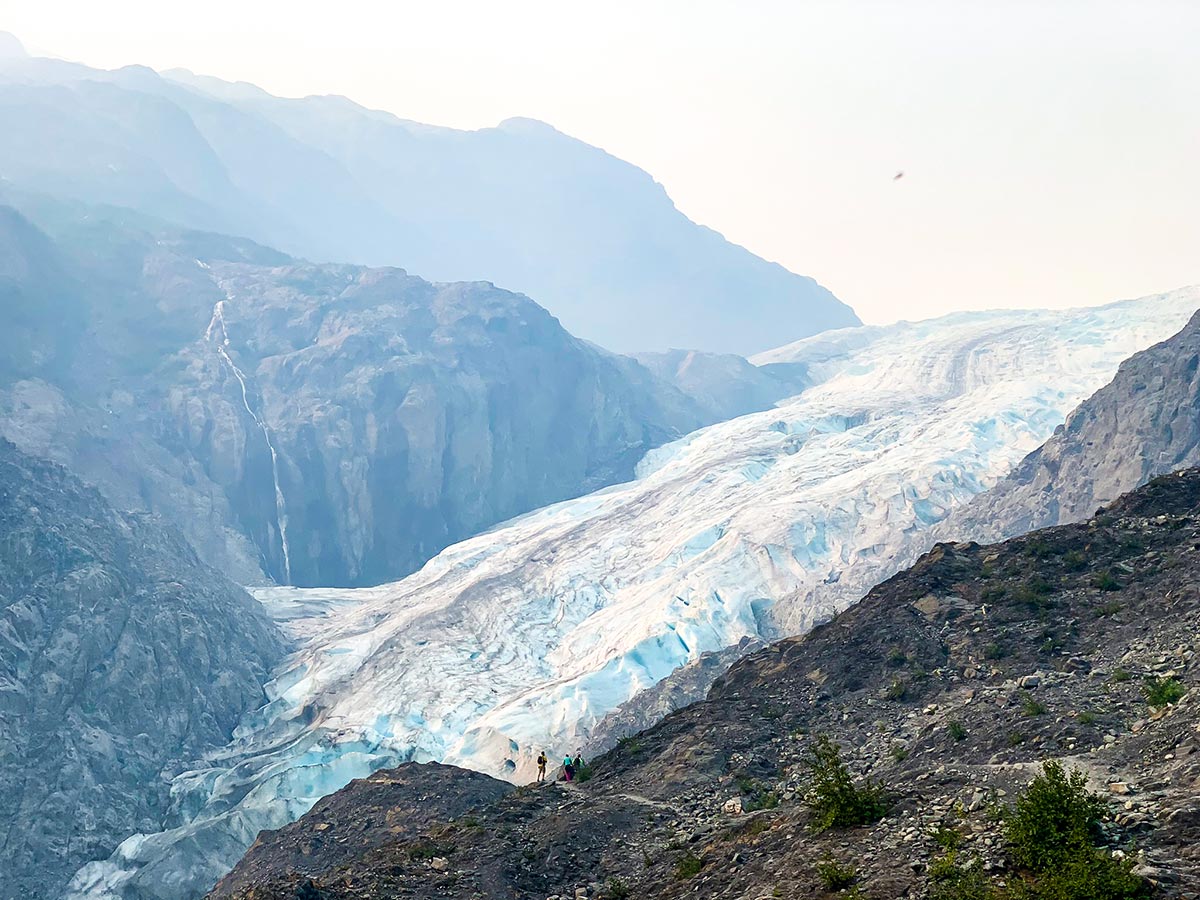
[[1005, 761, 1102, 871], [1003, 760, 1146, 899], [803, 734, 890, 831]]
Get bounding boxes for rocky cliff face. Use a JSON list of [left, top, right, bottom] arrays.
[[166, 261, 703, 586], [631, 349, 810, 421], [0, 440, 286, 900], [948, 305, 1200, 543], [0, 208, 709, 586], [212, 470, 1200, 899]]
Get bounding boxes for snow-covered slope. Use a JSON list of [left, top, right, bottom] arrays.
[[68, 289, 1200, 900]]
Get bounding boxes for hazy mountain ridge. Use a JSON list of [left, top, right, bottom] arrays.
[[0, 43, 858, 353]]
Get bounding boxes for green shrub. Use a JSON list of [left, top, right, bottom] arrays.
[[740, 817, 771, 837], [890, 743, 909, 762], [887, 646, 908, 667], [1076, 711, 1097, 726], [1062, 550, 1086, 572], [1142, 675, 1185, 708], [1025, 538, 1053, 559], [1005, 761, 1103, 872], [1092, 571, 1121, 592], [948, 720, 968, 742], [1007, 730, 1026, 747], [605, 877, 630, 899], [674, 852, 702, 879], [1021, 693, 1048, 717], [1109, 668, 1132, 684], [802, 735, 890, 832], [928, 852, 995, 900], [616, 734, 644, 753], [1026, 848, 1147, 900], [1016, 576, 1054, 607], [407, 841, 440, 861], [814, 856, 857, 890], [984, 642, 1006, 660], [1094, 599, 1123, 617], [886, 677, 907, 700], [933, 826, 964, 850], [746, 790, 780, 811], [924, 763, 1148, 900]]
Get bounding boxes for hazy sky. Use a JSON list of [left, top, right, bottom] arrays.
[[4, 0, 1199, 324]]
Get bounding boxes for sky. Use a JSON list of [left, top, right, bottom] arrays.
[[3, 0, 1199, 324]]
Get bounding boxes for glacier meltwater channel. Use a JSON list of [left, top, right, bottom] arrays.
[[69, 289, 1200, 900]]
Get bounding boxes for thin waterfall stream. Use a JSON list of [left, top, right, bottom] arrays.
[[205, 298, 293, 584]]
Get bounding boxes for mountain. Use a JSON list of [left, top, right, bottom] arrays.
[[0, 46, 858, 354], [67, 289, 1199, 899], [0, 206, 714, 587], [631, 349, 810, 421], [945, 308, 1200, 542], [215, 468, 1200, 899], [0, 440, 286, 900]]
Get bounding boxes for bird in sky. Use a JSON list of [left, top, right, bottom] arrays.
[[893, 170, 905, 181]]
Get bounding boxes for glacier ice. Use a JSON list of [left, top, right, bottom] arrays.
[[67, 288, 1200, 900]]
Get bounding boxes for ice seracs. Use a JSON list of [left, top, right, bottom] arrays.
[[69, 288, 1200, 900]]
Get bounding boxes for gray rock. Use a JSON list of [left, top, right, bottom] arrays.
[[0, 210, 722, 588], [0, 441, 285, 900]]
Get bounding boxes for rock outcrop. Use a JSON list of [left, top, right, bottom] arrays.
[[213, 469, 1200, 899], [0, 208, 711, 586], [209, 763, 513, 898], [0, 441, 286, 900], [947, 304, 1200, 542], [631, 349, 809, 420]]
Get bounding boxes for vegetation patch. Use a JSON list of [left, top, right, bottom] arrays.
[[1142, 675, 1185, 708], [674, 852, 703, 880], [803, 735, 890, 832], [925, 761, 1149, 900], [814, 856, 858, 890]]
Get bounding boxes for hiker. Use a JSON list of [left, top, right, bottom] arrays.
[[563, 753, 575, 782], [573, 751, 585, 775], [536, 750, 547, 783]]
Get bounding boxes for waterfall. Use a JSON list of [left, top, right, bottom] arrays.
[[205, 300, 294, 584]]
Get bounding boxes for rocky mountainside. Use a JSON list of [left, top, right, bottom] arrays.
[[0, 206, 711, 586], [67, 291, 1200, 900], [630, 349, 810, 422], [0, 440, 286, 900], [0, 41, 858, 354], [947, 308, 1200, 543], [213, 469, 1200, 899]]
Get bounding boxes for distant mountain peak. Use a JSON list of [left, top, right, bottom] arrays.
[[496, 116, 566, 136]]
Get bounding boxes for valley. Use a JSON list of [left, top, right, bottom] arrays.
[[0, 21, 1196, 900]]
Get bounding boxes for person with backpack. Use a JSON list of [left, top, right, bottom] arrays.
[[563, 753, 575, 782], [536, 751, 548, 783]]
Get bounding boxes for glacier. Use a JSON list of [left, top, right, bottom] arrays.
[[67, 288, 1200, 900]]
